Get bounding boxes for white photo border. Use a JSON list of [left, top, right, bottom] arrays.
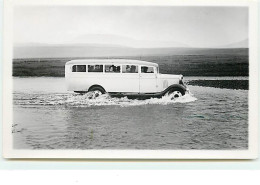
[[2, 0, 258, 159]]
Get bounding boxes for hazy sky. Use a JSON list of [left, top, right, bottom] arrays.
[[14, 6, 248, 47]]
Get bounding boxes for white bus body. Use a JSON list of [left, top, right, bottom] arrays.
[[65, 59, 187, 98]]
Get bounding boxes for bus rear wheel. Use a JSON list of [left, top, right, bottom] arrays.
[[88, 86, 105, 97]]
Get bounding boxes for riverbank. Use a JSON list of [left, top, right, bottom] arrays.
[[187, 80, 248, 90]]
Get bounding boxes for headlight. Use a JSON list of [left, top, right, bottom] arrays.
[[179, 75, 184, 85]]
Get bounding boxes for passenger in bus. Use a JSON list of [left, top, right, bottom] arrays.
[[88, 65, 94, 71], [116, 66, 120, 72], [112, 65, 117, 72], [142, 66, 148, 73], [125, 65, 130, 73], [109, 65, 114, 72], [130, 65, 136, 73]]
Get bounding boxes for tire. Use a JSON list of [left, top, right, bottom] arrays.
[[88, 86, 105, 97], [167, 87, 185, 98]]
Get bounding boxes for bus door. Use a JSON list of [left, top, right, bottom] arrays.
[[139, 66, 158, 93]]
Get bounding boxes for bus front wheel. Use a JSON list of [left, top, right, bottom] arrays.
[[167, 87, 185, 99]]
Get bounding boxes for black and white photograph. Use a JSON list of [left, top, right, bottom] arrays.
[[3, 0, 258, 158]]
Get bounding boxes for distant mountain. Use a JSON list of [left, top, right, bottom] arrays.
[[67, 34, 190, 48], [14, 42, 129, 48], [14, 34, 189, 48], [216, 39, 248, 48], [14, 43, 248, 59]]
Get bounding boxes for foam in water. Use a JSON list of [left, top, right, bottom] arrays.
[[14, 91, 197, 107]]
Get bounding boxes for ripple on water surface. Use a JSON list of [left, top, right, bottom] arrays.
[[13, 92, 197, 107]]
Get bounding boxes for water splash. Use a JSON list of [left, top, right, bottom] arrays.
[[14, 91, 197, 107]]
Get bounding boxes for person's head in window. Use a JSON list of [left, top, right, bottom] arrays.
[[130, 66, 136, 73], [142, 66, 148, 73], [109, 65, 114, 72], [126, 65, 130, 72]]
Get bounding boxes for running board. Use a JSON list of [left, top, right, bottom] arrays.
[[109, 84, 187, 100]]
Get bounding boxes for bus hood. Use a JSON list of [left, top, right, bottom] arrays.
[[158, 74, 183, 79]]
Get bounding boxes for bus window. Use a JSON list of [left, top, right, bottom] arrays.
[[72, 65, 86, 72], [88, 65, 103, 72], [88, 64, 103, 72], [105, 65, 121, 73], [122, 65, 138, 73], [141, 66, 154, 73]]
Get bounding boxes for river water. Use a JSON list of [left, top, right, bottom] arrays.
[[12, 77, 248, 150]]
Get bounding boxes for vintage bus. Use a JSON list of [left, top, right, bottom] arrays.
[[65, 59, 188, 99]]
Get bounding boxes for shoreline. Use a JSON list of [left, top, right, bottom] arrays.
[[187, 80, 248, 90]]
